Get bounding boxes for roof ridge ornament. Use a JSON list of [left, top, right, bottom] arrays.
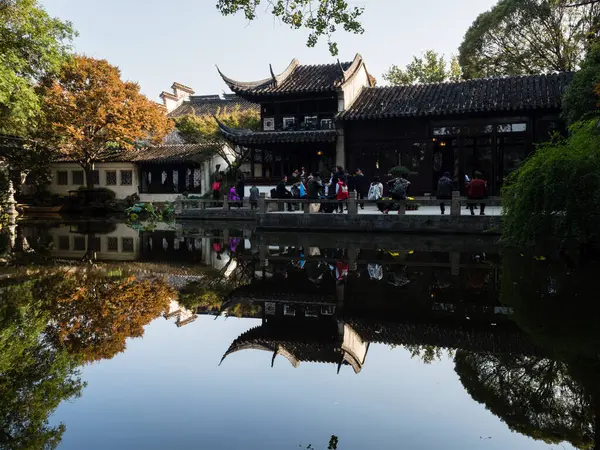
[[337, 59, 346, 82], [269, 63, 278, 87]]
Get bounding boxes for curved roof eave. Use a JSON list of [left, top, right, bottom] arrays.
[[216, 58, 300, 92]]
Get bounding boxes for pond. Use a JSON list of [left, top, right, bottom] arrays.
[[0, 219, 597, 450]]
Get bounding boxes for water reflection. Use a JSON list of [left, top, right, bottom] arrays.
[[0, 220, 598, 449]]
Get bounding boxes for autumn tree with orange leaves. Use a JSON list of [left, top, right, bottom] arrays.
[[37, 56, 172, 188], [44, 271, 174, 363]]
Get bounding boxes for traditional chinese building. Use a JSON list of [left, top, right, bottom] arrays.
[[216, 54, 374, 182], [217, 55, 573, 194], [339, 72, 574, 195]]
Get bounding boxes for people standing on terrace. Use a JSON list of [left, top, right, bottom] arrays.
[[467, 172, 488, 216]]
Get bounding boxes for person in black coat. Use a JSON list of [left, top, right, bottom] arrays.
[[353, 169, 368, 209], [276, 176, 293, 211], [235, 174, 245, 203]]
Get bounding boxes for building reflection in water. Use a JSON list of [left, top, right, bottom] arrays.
[[6, 221, 600, 448]]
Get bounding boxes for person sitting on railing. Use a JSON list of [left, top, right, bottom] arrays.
[[437, 171, 453, 215], [467, 171, 488, 216], [384, 176, 410, 214], [228, 185, 241, 208]]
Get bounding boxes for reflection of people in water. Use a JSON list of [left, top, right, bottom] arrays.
[[387, 266, 410, 287], [335, 261, 349, 282], [212, 240, 224, 260]]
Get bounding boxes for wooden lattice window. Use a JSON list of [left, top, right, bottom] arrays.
[[106, 171, 117, 186], [120, 170, 133, 186], [121, 237, 134, 252]]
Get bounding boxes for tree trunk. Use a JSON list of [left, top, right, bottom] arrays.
[[82, 162, 93, 190]]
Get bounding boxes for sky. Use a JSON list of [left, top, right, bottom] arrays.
[[40, 0, 498, 102]]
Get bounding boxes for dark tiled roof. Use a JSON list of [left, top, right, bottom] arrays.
[[348, 319, 542, 355], [53, 144, 212, 164], [217, 120, 336, 145], [130, 144, 213, 164], [217, 54, 371, 96], [339, 72, 575, 120], [168, 94, 258, 118], [219, 323, 362, 371]]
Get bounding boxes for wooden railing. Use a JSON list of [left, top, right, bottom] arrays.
[[176, 191, 501, 216]]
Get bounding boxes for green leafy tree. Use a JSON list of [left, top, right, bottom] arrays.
[[562, 43, 600, 124], [175, 106, 260, 172], [0, 279, 84, 449], [459, 0, 600, 79], [383, 50, 462, 85], [501, 120, 600, 248], [0, 0, 75, 135], [215, 0, 364, 56]]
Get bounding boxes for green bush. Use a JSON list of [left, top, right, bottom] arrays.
[[389, 165, 418, 178], [502, 120, 600, 248]]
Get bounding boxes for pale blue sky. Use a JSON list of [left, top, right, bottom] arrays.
[[40, 0, 497, 102]]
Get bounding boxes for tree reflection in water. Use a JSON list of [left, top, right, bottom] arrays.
[[455, 255, 600, 450], [0, 268, 174, 448]]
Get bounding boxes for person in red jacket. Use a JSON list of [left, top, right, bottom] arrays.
[[467, 171, 488, 216], [335, 176, 350, 213]]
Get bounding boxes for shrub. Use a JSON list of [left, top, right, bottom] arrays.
[[502, 120, 600, 248]]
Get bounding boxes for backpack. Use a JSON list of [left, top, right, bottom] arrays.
[[368, 184, 381, 200], [212, 181, 221, 191], [391, 179, 407, 199]]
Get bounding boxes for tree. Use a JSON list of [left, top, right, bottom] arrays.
[[501, 120, 600, 249], [382, 50, 462, 85], [0, 279, 84, 449], [44, 271, 174, 362], [215, 0, 364, 56], [459, 0, 600, 79], [0, 0, 75, 136], [562, 43, 600, 124], [175, 106, 260, 172], [37, 56, 173, 188]]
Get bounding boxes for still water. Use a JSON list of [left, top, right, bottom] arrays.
[[1, 220, 597, 450]]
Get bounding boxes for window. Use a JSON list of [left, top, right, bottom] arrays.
[[265, 302, 276, 316], [73, 236, 86, 251], [305, 306, 319, 318], [497, 123, 527, 133], [107, 237, 118, 252], [121, 237, 134, 252], [263, 117, 275, 131], [106, 171, 117, 186], [90, 170, 100, 185], [57, 171, 68, 186], [302, 116, 318, 130], [282, 117, 296, 131], [120, 170, 133, 186], [72, 170, 84, 186], [320, 118, 333, 130], [321, 305, 335, 316], [283, 305, 296, 317], [58, 235, 70, 250]]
